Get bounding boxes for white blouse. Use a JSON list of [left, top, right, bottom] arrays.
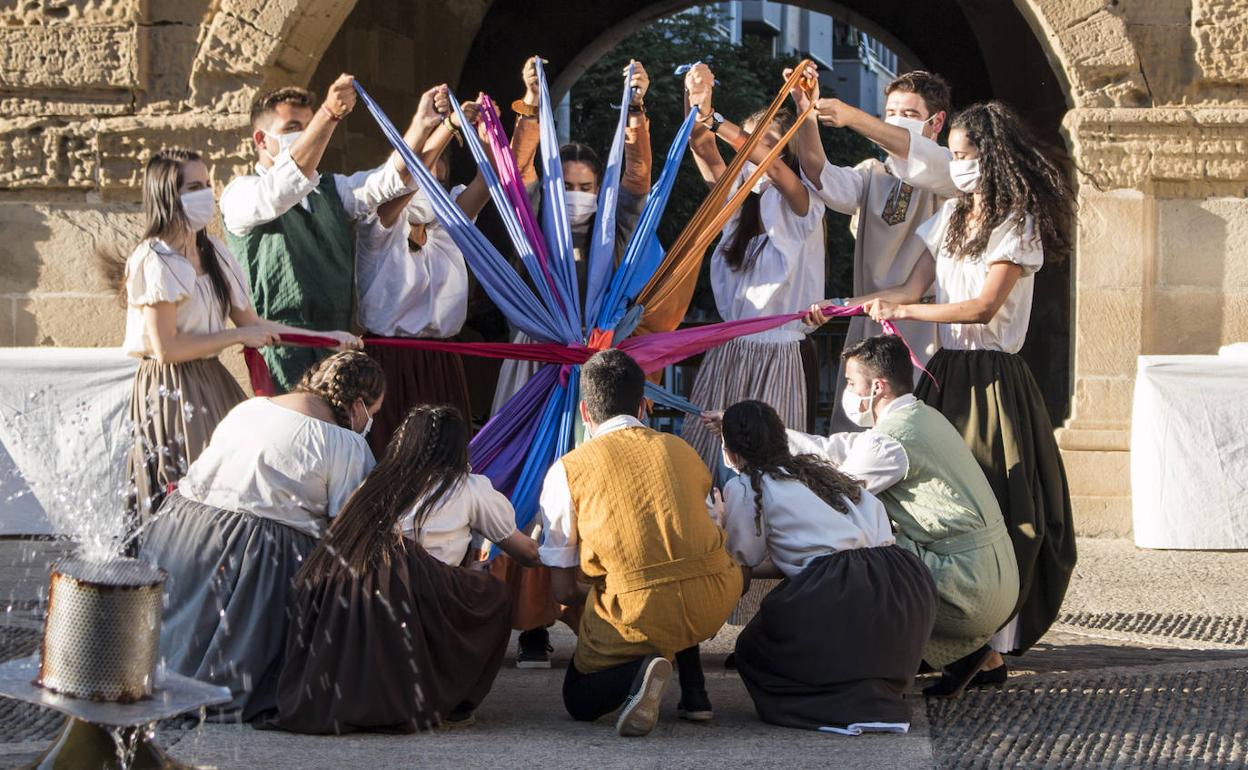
[[177, 398, 375, 538], [121, 237, 252, 358], [354, 187, 469, 338], [785, 394, 918, 495], [400, 473, 517, 566], [916, 201, 1044, 354], [710, 169, 827, 343], [719, 472, 895, 579]]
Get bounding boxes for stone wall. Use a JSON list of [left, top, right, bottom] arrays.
[[1, 0, 1247, 536]]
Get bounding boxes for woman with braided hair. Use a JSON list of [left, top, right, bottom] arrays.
[[275, 405, 537, 733], [806, 99, 1077, 685], [139, 350, 383, 720], [716, 400, 935, 731]]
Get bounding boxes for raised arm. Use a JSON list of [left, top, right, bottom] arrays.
[[622, 60, 652, 196], [815, 97, 912, 159], [511, 56, 542, 187], [784, 64, 829, 186], [373, 86, 447, 229], [289, 73, 357, 180], [685, 64, 727, 187]]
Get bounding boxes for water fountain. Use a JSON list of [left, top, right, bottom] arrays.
[[0, 557, 229, 768]]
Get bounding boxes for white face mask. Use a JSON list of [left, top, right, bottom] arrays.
[[742, 161, 767, 195], [949, 158, 981, 194], [179, 188, 216, 231], [885, 114, 932, 136], [406, 192, 437, 227], [840, 385, 877, 428], [565, 190, 597, 227], [352, 401, 373, 437], [720, 445, 741, 474], [262, 129, 303, 160]]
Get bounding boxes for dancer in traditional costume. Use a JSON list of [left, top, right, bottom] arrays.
[[808, 100, 1077, 682], [678, 61, 826, 624], [492, 56, 655, 670], [100, 148, 357, 524], [717, 399, 935, 731], [139, 351, 383, 720], [538, 350, 742, 736], [783, 334, 1018, 696], [793, 65, 953, 431], [275, 405, 535, 734], [355, 86, 488, 455], [221, 75, 427, 391]]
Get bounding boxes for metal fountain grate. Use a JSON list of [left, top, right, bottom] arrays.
[[1058, 612, 1248, 646]]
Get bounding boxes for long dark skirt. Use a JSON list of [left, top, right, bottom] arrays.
[[734, 546, 936, 730], [274, 540, 512, 734], [365, 344, 471, 457], [915, 348, 1077, 653], [138, 492, 317, 721]]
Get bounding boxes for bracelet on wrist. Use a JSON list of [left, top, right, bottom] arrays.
[[511, 98, 539, 118]]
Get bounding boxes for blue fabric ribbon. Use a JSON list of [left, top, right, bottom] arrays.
[[644, 380, 703, 416], [534, 59, 583, 328], [583, 62, 635, 325]]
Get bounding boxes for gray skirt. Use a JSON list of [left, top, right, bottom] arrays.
[[139, 492, 318, 721]]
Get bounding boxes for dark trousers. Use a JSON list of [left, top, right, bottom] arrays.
[[562, 645, 706, 722]]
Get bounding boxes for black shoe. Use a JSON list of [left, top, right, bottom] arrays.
[[922, 645, 993, 699], [443, 702, 476, 729], [968, 663, 1008, 688], [517, 628, 552, 669], [676, 688, 713, 722], [723, 652, 737, 671], [616, 655, 671, 737]]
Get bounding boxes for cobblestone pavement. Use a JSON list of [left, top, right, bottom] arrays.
[[0, 538, 1244, 769]]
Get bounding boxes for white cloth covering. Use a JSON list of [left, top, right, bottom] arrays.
[[719, 471, 895, 579], [538, 414, 643, 568], [0, 348, 137, 536], [400, 473, 517, 566], [1131, 354, 1248, 549], [710, 170, 827, 343], [917, 202, 1044, 354], [176, 398, 375, 538], [354, 186, 468, 338], [220, 151, 416, 237], [785, 394, 916, 494], [122, 237, 253, 358]]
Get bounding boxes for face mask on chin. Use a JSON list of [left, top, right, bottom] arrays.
[[840, 385, 878, 428], [565, 190, 597, 227]]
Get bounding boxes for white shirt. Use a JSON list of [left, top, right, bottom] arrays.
[[122, 237, 253, 358], [220, 151, 416, 237], [719, 472, 895, 579], [786, 394, 916, 495], [537, 414, 643, 568], [916, 202, 1044, 353], [710, 170, 827, 343], [354, 187, 468, 338], [400, 473, 517, 567], [177, 398, 375, 538], [888, 128, 959, 199]]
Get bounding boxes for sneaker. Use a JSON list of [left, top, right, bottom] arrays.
[[616, 655, 672, 737], [517, 628, 552, 669], [676, 688, 713, 722]]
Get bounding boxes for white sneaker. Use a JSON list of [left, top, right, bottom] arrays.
[[615, 656, 672, 737]]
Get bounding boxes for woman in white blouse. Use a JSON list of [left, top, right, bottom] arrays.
[[100, 148, 358, 526], [807, 101, 1077, 680], [715, 400, 935, 732], [139, 351, 383, 721], [274, 404, 537, 734]]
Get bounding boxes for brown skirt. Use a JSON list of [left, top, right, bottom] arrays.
[[365, 344, 471, 457], [487, 554, 584, 633], [915, 348, 1077, 653], [274, 540, 512, 734], [126, 357, 245, 525]]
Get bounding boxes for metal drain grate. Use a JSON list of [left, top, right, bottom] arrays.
[[0, 627, 39, 664], [1059, 613, 1248, 646], [928, 667, 1248, 769]]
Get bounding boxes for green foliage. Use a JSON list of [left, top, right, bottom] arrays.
[[567, 8, 877, 316]]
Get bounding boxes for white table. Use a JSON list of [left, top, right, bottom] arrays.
[[0, 348, 136, 535], [1131, 353, 1248, 549]]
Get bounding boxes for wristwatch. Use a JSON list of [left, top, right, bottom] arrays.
[[705, 111, 725, 134]]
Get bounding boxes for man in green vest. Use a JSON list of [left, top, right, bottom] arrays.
[[781, 334, 1020, 698], [221, 73, 432, 391]]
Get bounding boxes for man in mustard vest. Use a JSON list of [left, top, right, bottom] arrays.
[[221, 74, 432, 391], [538, 349, 742, 737], [785, 334, 1020, 697]]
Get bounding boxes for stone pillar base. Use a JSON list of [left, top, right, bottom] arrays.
[[1057, 426, 1133, 538]]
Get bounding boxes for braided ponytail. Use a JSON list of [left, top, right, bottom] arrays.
[[721, 400, 863, 529], [294, 351, 386, 428], [297, 404, 471, 580]]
